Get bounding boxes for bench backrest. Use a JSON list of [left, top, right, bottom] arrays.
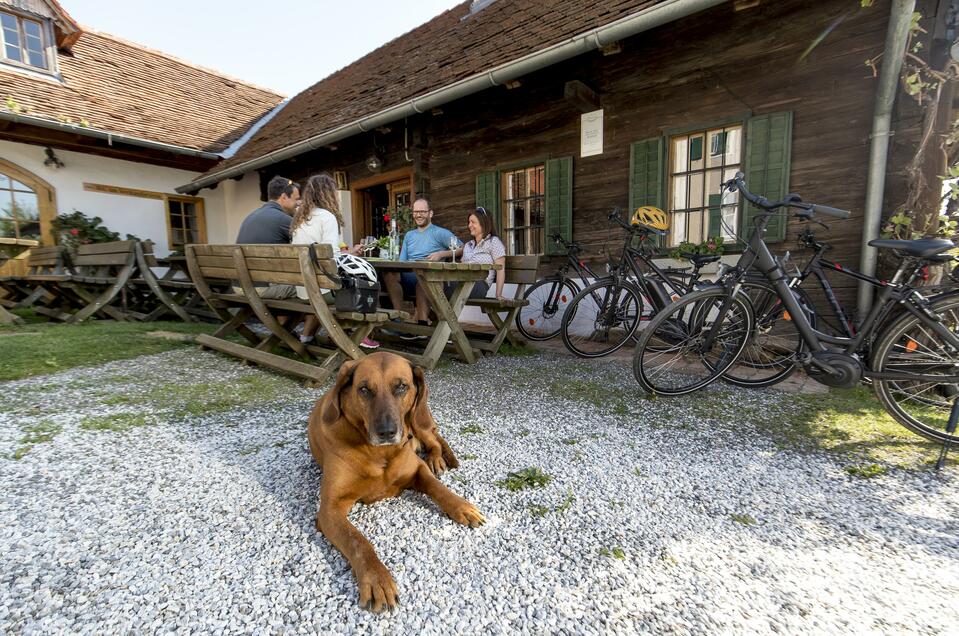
[[73, 240, 136, 277], [186, 243, 341, 292], [504, 255, 540, 299], [27, 245, 73, 275]]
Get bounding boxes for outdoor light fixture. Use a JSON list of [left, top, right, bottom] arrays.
[[43, 147, 65, 169], [365, 154, 383, 173]]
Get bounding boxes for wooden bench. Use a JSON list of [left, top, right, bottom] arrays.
[[464, 255, 539, 353], [0, 245, 73, 313], [186, 243, 407, 385], [30, 240, 138, 323], [126, 241, 215, 322]]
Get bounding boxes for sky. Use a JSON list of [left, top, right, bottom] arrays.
[[61, 0, 467, 96]]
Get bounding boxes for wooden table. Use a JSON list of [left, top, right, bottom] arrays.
[[369, 259, 501, 369]]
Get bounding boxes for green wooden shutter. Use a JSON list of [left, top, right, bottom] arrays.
[[475, 171, 500, 234], [707, 193, 723, 238], [743, 112, 793, 242], [629, 137, 665, 247], [544, 156, 573, 256]]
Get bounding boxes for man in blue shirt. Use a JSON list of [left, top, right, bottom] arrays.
[[384, 197, 458, 329]]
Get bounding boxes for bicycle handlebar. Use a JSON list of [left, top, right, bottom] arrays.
[[724, 171, 850, 220]]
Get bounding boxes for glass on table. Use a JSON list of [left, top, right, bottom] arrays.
[[449, 235, 461, 264]]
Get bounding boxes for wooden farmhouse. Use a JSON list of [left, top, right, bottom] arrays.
[[0, 0, 283, 267]]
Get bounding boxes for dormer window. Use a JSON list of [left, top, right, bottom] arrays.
[[1, 10, 49, 70]]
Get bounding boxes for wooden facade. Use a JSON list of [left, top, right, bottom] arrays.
[[265, 0, 932, 307]]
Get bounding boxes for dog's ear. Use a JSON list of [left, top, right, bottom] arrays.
[[322, 360, 357, 425], [408, 363, 435, 433]]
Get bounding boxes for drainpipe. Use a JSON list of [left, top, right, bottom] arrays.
[[0, 111, 222, 160], [858, 0, 916, 315], [176, 0, 727, 194]]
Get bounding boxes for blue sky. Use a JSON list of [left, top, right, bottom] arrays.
[[62, 0, 466, 96]]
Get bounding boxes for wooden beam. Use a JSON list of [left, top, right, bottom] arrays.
[[564, 80, 601, 113], [83, 183, 165, 200]]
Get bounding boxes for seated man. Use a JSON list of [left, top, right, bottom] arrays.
[[235, 176, 300, 299], [383, 197, 457, 335]]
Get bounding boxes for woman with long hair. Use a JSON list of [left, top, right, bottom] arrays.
[[448, 206, 506, 300], [292, 172, 378, 348]]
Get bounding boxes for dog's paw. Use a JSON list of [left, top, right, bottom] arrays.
[[442, 448, 460, 470], [357, 563, 398, 613], [426, 452, 447, 476], [448, 499, 486, 528]]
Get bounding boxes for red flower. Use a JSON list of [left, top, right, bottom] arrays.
[[383, 214, 391, 222], [706, 241, 717, 250], [69, 228, 79, 236]]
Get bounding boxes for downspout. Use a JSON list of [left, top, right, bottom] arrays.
[[177, 0, 726, 193], [0, 111, 222, 160], [858, 0, 915, 314]]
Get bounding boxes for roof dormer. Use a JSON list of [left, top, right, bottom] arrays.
[[0, 0, 80, 76]]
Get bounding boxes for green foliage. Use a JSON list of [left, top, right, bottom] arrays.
[[5, 96, 22, 113], [666, 236, 724, 260], [844, 463, 887, 478], [0, 198, 40, 241], [730, 513, 757, 526], [460, 424, 484, 434], [51, 211, 141, 253], [496, 466, 552, 491], [599, 547, 626, 560], [80, 413, 150, 432]]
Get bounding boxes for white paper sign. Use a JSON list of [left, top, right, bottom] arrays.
[[581, 109, 604, 157]]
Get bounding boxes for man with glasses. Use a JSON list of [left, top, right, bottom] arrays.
[[383, 197, 458, 335], [235, 175, 301, 299]]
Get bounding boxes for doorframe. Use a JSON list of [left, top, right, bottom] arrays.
[[0, 157, 57, 245], [350, 167, 413, 241]]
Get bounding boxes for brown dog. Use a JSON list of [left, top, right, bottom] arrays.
[[307, 351, 485, 612]]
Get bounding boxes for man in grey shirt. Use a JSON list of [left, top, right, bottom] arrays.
[[234, 176, 300, 299]]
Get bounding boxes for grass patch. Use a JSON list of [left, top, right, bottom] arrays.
[[730, 513, 757, 526], [548, 377, 631, 415], [0, 314, 218, 381], [760, 385, 949, 470], [599, 547, 626, 560], [516, 429, 530, 438], [529, 491, 575, 517], [461, 454, 477, 460], [496, 343, 540, 357], [460, 424, 484, 434], [844, 463, 887, 479], [561, 437, 578, 445], [496, 466, 552, 491], [80, 413, 150, 432]]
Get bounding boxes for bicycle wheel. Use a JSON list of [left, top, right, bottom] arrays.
[[515, 277, 580, 341], [719, 282, 812, 388], [561, 280, 643, 358], [632, 287, 753, 396], [871, 295, 959, 445]]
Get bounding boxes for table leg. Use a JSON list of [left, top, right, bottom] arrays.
[[418, 277, 478, 366]]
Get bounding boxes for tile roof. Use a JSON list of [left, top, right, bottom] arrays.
[[202, 0, 666, 177], [0, 28, 284, 153]]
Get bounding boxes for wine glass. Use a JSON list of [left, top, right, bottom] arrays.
[[449, 235, 460, 263], [363, 236, 376, 258]]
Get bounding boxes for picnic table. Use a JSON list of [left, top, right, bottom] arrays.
[[368, 259, 501, 369]]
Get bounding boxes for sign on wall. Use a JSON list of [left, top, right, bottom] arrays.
[[581, 109, 604, 158]]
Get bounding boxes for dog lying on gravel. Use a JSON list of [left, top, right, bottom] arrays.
[[307, 351, 485, 613]]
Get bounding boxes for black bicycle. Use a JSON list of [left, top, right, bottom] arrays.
[[632, 172, 959, 446], [560, 210, 718, 358], [514, 234, 602, 341]]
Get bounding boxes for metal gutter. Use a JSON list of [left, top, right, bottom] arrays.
[[857, 0, 915, 314], [0, 110, 222, 160], [220, 98, 290, 159], [176, 0, 727, 194]]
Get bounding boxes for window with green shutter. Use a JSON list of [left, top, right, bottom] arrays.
[[743, 112, 793, 242], [629, 137, 664, 247], [544, 156, 572, 256]]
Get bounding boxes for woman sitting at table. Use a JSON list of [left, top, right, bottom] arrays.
[[446, 206, 506, 300], [290, 173, 378, 348]]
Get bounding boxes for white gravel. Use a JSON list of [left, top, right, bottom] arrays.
[[0, 348, 957, 634]]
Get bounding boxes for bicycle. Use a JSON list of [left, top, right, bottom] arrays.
[[631, 172, 959, 448], [560, 210, 718, 358], [514, 234, 601, 341]]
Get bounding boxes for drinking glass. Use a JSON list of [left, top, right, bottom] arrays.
[[363, 236, 376, 258], [449, 236, 460, 264]]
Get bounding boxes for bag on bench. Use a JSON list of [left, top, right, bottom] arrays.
[[335, 275, 380, 313]]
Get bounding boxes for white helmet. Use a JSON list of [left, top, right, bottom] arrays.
[[334, 253, 378, 283]]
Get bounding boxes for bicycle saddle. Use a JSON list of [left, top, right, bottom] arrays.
[[867, 238, 954, 258], [681, 253, 721, 267]]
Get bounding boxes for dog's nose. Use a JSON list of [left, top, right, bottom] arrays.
[[373, 418, 398, 443]]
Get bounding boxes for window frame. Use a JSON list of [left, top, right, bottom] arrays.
[[0, 8, 56, 74], [499, 161, 546, 256], [164, 194, 206, 250], [665, 120, 745, 248]]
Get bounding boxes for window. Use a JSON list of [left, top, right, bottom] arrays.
[[668, 124, 742, 246], [165, 196, 206, 249], [0, 172, 41, 242], [1, 10, 48, 70], [501, 163, 545, 255]]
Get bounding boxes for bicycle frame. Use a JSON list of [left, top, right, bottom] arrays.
[[726, 212, 959, 383]]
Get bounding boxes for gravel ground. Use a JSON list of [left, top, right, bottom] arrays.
[[0, 348, 957, 634]]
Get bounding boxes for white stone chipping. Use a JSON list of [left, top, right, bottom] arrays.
[[0, 349, 956, 634]]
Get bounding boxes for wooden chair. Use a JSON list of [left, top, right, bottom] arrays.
[[126, 241, 208, 322], [0, 245, 73, 311], [464, 255, 539, 353], [32, 240, 138, 323], [186, 243, 407, 385]]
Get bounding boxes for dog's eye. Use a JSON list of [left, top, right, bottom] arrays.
[[358, 386, 373, 398], [394, 383, 408, 395]]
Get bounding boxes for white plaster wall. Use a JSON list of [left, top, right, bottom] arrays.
[[208, 171, 263, 244], [0, 139, 232, 256]]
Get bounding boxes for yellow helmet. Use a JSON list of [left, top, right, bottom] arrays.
[[631, 206, 669, 232]]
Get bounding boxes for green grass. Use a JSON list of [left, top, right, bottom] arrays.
[[10, 420, 62, 459], [548, 376, 631, 416], [0, 313, 217, 381], [730, 513, 757, 526], [599, 547, 626, 560], [460, 424, 484, 434], [79, 413, 150, 432], [529, 491, 575, 517], [496, 466, 552, 491], [844, 463, 887, 478]]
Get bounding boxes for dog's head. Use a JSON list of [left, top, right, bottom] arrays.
[[321, 352, 431, 446]]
